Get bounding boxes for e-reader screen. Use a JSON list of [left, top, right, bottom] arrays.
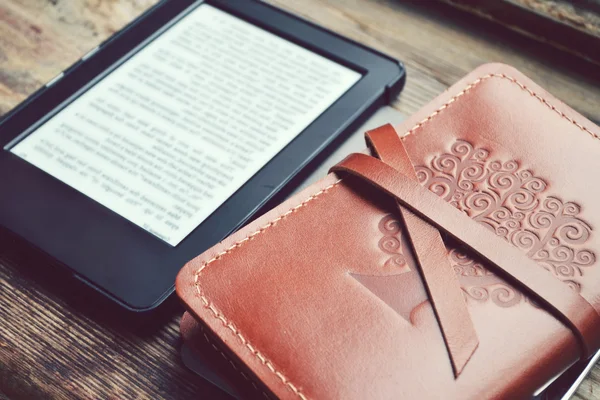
[[9, 3, 361, 246]]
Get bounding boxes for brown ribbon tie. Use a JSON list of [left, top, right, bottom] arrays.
[[330, 124, 600, 377]]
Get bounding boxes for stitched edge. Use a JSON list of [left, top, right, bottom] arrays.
[[197, 321, 272, 399], [192, 73, 600, 400], [403, 73, 600, 141], [193, 180, 341, 400]]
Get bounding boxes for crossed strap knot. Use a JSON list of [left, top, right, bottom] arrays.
[[330, 124, 600, 377]]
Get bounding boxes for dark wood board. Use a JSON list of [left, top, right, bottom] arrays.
[[439, 0, 600, 66]]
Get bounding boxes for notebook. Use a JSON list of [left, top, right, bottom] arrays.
[[176, 63, 600, 399]]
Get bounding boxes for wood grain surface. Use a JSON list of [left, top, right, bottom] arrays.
[[1, 0, 600, 399]]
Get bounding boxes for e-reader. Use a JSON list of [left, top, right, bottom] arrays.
[[0, 0, 405, 310]]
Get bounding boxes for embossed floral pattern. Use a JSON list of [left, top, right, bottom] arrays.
[[378, 214, 408, 270], [416, 140, 595, 306], [449, 247, 534, 307]]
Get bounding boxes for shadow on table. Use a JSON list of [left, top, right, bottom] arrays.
[[0, 225, 181, 336]]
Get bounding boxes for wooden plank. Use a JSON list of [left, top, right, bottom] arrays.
[[0, 0, 157, 115], [0, 0, 599, 399]]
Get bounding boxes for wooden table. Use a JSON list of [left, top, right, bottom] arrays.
[[1, 1, 599, 399]]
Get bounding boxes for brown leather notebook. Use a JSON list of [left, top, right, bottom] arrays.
[[176, 63, 600, 399]]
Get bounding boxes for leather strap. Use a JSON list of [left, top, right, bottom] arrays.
[[331, 151, 600, 359], [365, 125, 478, 376]]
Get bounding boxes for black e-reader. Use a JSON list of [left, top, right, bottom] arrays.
[[0, 0, 405, 311]]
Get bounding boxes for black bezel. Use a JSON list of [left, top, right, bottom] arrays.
[[0, 0, 405, 311]]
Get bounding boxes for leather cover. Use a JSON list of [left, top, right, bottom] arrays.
[[176, 63, 600, 399]]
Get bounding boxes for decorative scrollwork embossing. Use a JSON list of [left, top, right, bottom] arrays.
[[378, 214, 407, 267], [417, 139, 596, 307]]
